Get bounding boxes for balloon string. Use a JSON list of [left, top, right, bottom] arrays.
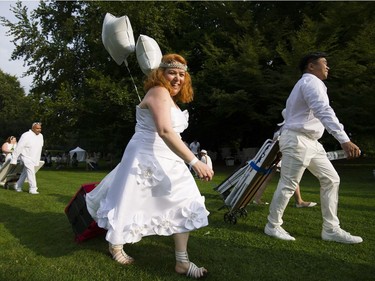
[[125, 60, 142, 102]]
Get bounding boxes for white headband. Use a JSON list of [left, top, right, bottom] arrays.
[[159, 61, 188, 71]]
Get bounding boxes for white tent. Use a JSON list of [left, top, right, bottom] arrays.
[[69, 147, 86, 162]]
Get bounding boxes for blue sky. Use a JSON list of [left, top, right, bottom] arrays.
[[0, 0, 39, 94]]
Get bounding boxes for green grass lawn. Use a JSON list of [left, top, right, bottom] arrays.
[[0, 159, 374, 281]]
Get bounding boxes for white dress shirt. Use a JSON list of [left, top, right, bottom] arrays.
[[200, 154, 213, 170], [282, 73, 350, 144], [11, 130, 44, 166]]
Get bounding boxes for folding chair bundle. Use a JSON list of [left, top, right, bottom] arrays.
[[214, 139, 281, 224], [0, 159, 24, 189], [0, 160, 45, 189]]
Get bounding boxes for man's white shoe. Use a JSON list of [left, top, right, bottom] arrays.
[[322, 228, 363, 244], [13, 184, 22, 192], [29, 190, 39, 195], [264, 224, 295, 241]]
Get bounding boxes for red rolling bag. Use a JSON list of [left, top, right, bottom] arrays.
[[65, 182, 106, 243]]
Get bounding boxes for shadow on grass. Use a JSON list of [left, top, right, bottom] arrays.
[[1, 198, 374, 280], [0, 202, 107, 258], [49, 192, 89, 209], [119, 234, 375, 281]]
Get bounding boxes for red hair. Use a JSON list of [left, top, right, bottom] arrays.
[[143, 54, 194, 103]]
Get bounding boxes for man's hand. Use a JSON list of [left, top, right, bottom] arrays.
[[341, 141, 361, 159]]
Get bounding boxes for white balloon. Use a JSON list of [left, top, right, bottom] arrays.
[[136, 34, 163, 75], [102, 13, 135, 65]]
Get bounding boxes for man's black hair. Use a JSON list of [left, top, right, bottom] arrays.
[[299, 52, 328, 73]]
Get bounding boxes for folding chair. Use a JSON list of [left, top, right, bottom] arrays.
[[0, 160, 45, 189], [215, 139, 281, 224]]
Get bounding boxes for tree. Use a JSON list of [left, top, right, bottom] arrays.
[[1, 1, 374, 155], [1, 1, 138, 151], [0, 69, 33, 140]]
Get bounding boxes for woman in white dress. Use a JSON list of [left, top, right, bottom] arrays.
[[86, 54, 214, 279], [1, 136, 17, 162]]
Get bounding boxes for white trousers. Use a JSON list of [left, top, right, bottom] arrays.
[[17, 159, 38, 192], [267, 130, 340, 231]]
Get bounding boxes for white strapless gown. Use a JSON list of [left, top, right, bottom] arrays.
[[86, 106, 209, 245]]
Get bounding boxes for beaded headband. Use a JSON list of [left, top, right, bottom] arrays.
[[159, 61, 188, 71]]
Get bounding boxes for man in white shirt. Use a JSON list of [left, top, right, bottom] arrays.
[[199, 150, 213, 171], [264, 52, 362, 244], [11, 122, 44, 194], [189, 140, 200, 157]]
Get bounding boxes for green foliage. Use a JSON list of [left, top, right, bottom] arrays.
[[0, 69, 33, 140], [1, 1, 374, 153]]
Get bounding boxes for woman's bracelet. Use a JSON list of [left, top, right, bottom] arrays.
[[188, 157, 199, 166]]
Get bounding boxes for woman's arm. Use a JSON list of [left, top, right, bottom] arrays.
[[1, 143, 10, 153], [141, 87, 213, 180]]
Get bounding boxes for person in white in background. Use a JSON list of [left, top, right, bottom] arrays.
[[2, 136, 17, 162], [264, 52, 362, 244], [189, 140, 200, 157], [199, 150, 213, 171], [10, 122, 44, 194]]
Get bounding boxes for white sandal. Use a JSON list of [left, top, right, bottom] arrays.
[[175, 251, 207, 279], [109, 244, 134, 265]]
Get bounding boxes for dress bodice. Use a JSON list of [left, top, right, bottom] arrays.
[[135, 106, 189, 134]]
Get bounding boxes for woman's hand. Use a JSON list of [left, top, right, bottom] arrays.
[[192, 161, 214, 181]]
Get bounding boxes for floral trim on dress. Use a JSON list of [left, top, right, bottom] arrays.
[[152, 209, 177, 235], [120, 199, 208, 242], [136, 157, 164, 188], [122, 212, 149, 243], [181, 201, 208, 230]]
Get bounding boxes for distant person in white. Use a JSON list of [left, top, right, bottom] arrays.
[[11, 122, 44, 194], [199, 150, 213, 170], [189, 140, 200, 157], [264, 52, 362, 244]]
